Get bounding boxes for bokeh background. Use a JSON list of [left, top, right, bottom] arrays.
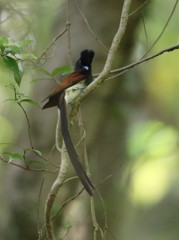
[[0, 0, 179, 239]]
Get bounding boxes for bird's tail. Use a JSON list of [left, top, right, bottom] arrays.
[[58, 91, 94, 195]]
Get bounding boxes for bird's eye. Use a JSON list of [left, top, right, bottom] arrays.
[[83, 66, 89, 70]]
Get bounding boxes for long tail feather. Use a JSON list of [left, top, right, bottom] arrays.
[[58, 92, 94, 195]]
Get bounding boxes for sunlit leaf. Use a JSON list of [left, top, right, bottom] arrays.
[[9, 153, 23, 163], [10, 153, 24, 159], [22, 53, 37, 59], [3, 56, 23, 86], [3, 152, 24, 162], [52, 65, 73, 76], [32, 149, 42, 156]]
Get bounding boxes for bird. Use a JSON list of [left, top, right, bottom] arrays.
[[42, 50, 95, 195]]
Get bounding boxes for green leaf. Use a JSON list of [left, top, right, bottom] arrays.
[[3, 56, 23, 86], [25, 148, 42, 156], [0, 37, 9, 46], [20, 98, 40, 106], [52, 65, 73, 76], [4, 45, 21, 54], [9, 153, 23, 163], [22, 53, 37, 59], [10, 153, 24, 159], [0, 37, 9, 52], [14, 69, 23, 86], [17, 40, 33, 47], [3, 152, 23, 162], [32, 149, 42, 156]]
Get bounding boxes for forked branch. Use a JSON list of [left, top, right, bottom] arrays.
[[44, 0, 132, 239]]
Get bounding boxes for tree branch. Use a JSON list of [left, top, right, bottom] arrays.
[[69, 0, 132, 126], [44, 111, 70, 240], [109, 44, 179, 75], [70, 43, 179, 120], [43, 6, 179, 238]]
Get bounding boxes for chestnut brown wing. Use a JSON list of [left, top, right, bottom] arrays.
[[48, 72, 85, 98], [42, 72, 85, 109]]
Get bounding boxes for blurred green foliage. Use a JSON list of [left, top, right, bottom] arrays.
[[128, 120, 178, 205], [0, 0, 179, 240]]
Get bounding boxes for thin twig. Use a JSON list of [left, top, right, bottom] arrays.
[[129, 0, 150, 17], [74, 0, 109, 51], [17, 102, 34, 148], [61, 226, 72, 239], [52, 188, 84, 219], [0, 157, 56, 173], [38, 188, 83, 236], [142, 14, 148, 50], [105, 228, 118, 240], [37, 140, 61, 239], [90, 197, 104, 240], [92, 44, 179, 80], [15, 90, 58, 168], [63, 176, 78, 184], [13, 84, 34, 149], [141, 0, 179, 58], [98, 193, 107, 228], [66, 0, 73, 66], [7, 2, 31, 39], [37, 177, 45, 239], [110, 44, 179, 75], [37, 28, 67, 63], [77, 110, 104, 238]]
